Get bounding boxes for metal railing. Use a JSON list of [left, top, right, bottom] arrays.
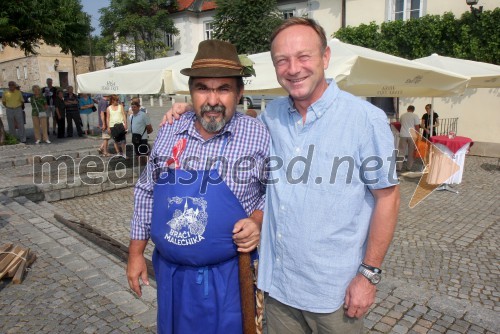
[[435, 117, 458, 136]]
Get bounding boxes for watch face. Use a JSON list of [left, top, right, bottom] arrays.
[[371, 273, 381, 284]]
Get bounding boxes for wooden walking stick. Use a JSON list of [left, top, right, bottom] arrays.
[[239, 252, 257, 334]]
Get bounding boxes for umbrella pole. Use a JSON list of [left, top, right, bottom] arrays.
[[430, 97, 434, 138], [426, 97, 435, 166]]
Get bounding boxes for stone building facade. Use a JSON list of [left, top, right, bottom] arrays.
[[0, 42, 105, 92]]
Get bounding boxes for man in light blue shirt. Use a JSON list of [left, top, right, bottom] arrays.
[[129, 98, 152, 157], [256, 18, 400, 333]]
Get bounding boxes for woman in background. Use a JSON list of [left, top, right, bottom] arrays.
[[421, 104, 439, 139], [106, 94, 128, 157], [30, 85, 50, 144], [79, 93, 95, 135]]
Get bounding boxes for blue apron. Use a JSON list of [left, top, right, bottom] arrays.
[[151, 137, 247, 334]]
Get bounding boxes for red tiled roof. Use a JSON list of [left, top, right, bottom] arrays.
[[172, 0, 216, 13], [201, 1, 216, 11], [176, 0, 195, 11]]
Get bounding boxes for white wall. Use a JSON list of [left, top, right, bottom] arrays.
[[310, 0, 342, 38], [428, 0, 498, 17], [345, 1, 386, 28], [170, 11, 217, 56]]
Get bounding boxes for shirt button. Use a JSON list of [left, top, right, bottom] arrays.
[[278, 233, 282, 238], [295, 147, 300, 153], [276, 257, 280, 262], [280, 205, 285, 210]]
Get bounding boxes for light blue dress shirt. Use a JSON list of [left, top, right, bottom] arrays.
[[257, 80, 398, 313]]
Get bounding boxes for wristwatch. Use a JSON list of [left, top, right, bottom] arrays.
[[358, 263, 382, 285]]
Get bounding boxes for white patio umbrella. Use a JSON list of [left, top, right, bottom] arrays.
[[229, 39, 471, 97], [77, 39, 470, 98], [413, 54, 500, 88], [326, 39, 470, 97], [76, 53, 196, 94]]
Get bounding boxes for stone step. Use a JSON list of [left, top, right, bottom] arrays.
[[0, 194, 157, 331], [7, 149, 140, 177], [0, 147, 96, 169], [0, 144, 138, 169], [0, 161, 143, 203]]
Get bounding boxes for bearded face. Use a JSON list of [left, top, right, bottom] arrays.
[[198, 104, 227, 133]]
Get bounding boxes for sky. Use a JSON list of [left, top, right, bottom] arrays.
[[81, 0, 111, 36]]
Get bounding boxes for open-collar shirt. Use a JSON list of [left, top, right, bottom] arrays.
[[257, 80, 398, 313]]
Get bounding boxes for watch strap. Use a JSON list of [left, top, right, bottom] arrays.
[[361, 262, 382, 274]]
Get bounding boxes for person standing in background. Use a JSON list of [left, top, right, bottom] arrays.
[[421, 104, 439, 139], [79, 93, 95, 135], [120, 94, 129, 113], [54, 90, 66, 138], [1, 81, 25, 143], [64, 86, 83, 137], [129, 98, 153, 160], [30, 85, 50, 144], [43, 78, 58, 136], [106, 94, 128, 157], [397, 105, 420, 172], [97, 94, 109, 130]]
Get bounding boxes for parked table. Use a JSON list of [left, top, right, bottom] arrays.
[[427, 135, 473, 192], [391, 121, 401, 132], [390, 121, 401, 151]]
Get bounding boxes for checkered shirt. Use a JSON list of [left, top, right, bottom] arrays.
[[130, 111, 270, 240]]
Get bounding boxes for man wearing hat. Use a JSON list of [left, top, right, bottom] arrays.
[[127, 40, 270, 333]]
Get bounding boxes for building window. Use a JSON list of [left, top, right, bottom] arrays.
[[24, 66, 28, 79], [282, 9, 294, 19], [165, 33, 174, 48], [16, 67, 20, 80], [391, 0, 421, 20], [205, 21, 214, 40]]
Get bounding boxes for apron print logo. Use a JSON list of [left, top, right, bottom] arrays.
[[165, 196, 208, 246]]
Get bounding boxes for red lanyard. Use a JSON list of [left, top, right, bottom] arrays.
[[166, 138, 187, 169]]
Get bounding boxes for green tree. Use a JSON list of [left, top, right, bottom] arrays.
[[0, 0, 92, 56], [99, 0, 178, 62], [331, 22, 381, 50], [334, 9, 500, 64], [213, 0, 284, 54]]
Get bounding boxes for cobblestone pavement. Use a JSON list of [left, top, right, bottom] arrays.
[[0, 195, 157, 333], [53, 156, 500, 334], [54, 187, 156, 260], [1, 105, 499, 333]]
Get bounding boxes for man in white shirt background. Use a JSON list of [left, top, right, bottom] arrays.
[[397, 105, 420, 172]]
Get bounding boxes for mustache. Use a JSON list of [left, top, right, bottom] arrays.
[[201, 104, 226, 117]]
